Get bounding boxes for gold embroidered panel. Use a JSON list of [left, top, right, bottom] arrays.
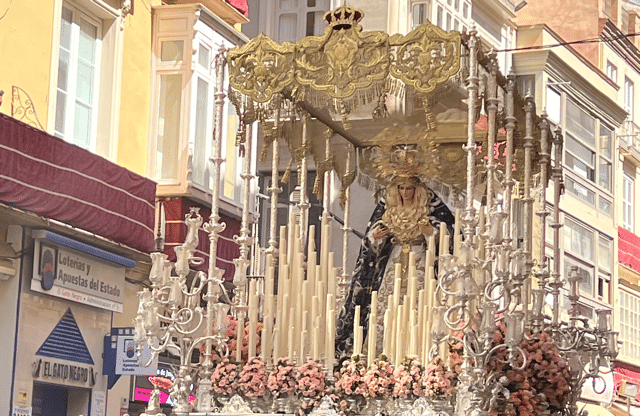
[[227, 34, 295, 103], [226, 5, 461, 104], [294, 25, 390, 100], [389, 23, 461, 95]]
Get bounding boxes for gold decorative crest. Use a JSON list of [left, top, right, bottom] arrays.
[[227, 34, 295, 103], [294, 8, 389, 100], [389, 22, 461, 95]]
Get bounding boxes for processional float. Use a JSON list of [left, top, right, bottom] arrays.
[[134, 4, 618, 416]]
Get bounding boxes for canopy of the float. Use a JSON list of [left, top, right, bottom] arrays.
[[225, 3, 547, 197]]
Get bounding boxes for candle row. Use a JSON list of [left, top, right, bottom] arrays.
[[256, 212, 337, 370], [247, 205, 473, 369]]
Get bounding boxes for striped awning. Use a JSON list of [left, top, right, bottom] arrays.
[[0, 114, 156, 253]]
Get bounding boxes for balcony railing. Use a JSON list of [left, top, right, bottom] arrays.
[[620, 119, 640, 152]]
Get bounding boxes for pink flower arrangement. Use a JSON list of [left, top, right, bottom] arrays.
[[421, 357, 456, 398], [363, 359, 395, 398], [448, 341, 464, 374], [149, 376, 174, 390], [297, 359, 327, 398], [487, 325, 572, 416], [213, 315, 264, 361], [204, 316, 264, 364], [239, 358, 267, 398], [393, 357, 424, 398], [267, 357, 298, 398], [296, 360, 327, 414], [210, 358, 240, 395], [334, 356, 367, 396]]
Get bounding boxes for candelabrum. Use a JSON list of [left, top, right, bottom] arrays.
[[431, 41, 617, 416], [552, 269, 619, 416], [134, 208, 233, 415]]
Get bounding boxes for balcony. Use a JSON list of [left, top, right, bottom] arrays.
[[620, 119, 640, 164]]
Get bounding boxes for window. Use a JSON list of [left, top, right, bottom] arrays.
[[603, 0, 613, 18], [599, 197, 612, 215], [412, 3, 430, 28], [566, 100, 595, 147], [54, 4, 101, 149], [622, 8, 630, 34], [49, 1, 123, 160], [563, 216, 612, 304], [561, 99, 613, 211], [565, 135, 595, 182], [436, 5, 443, 28], [156, 74, 183, 181], [431, 0, 470, 33], [564, 218, 594, 261], [151, 6, 249, 211], [277, 0, 329, 43], [599, 125, 613, 191], [620, 290, 640, 360], [625, 77, 634, 123], [606, 61, 617, 83], [598, 236, 612, 302], [623, 173, 635, 232], [565, 177, 595, 206], [545, 87, 561, 123]]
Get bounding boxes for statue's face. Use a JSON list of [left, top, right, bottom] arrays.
[[398, 182, 416, 203]]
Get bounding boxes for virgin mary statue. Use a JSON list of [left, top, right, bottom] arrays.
[[335, 176, 455, 362]]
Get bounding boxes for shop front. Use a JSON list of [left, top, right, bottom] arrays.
[[1, 113, 156, 415], [10, 229, 136, 416]]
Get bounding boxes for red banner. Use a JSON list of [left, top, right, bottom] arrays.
[[619, 227, 640, 274]]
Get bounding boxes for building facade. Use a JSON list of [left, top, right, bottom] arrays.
[[515, 0, 640, 411]]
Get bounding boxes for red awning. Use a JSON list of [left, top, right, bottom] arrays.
[[0, 114, 157, 253], [226, 0, 248, 17], [162, 198, 240, 281], [614, 366, 640, 401], [619, 227, 640, 274]]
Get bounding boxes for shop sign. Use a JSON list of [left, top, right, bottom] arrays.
[[31, 235, 125, 312], [91, 391, 106, 416], [104, 327, 157, 376], [32, 358, 96, 386], [12, 406, 31, 416]]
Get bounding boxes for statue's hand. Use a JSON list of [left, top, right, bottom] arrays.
[[419, 221, 434, 236], [372, 225, 390, 240]]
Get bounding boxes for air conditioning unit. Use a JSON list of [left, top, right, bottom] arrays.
[[619, 380, 640, 398]]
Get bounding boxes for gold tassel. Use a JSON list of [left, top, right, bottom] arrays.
[[282, 159, 293, 184], [339, 186, 347, 210], [313, 173, 323, 196]]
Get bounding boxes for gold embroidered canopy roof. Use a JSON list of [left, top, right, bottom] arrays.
[[225, 4, 548, 194], [227, 4, 461, 103]]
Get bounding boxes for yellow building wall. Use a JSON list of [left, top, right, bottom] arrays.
[[116, 1, 161, 176], [0, 0, 56, 124]]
